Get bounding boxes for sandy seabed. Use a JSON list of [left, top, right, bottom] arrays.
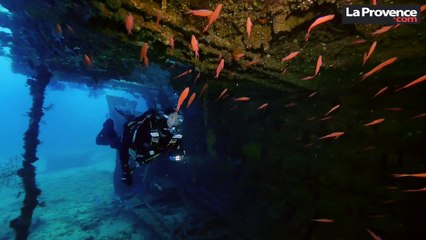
[[0, 161, 154, 240]]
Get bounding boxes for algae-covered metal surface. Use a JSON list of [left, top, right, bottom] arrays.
[[2, 0, 425, 90], [1, 0, 426, 239]]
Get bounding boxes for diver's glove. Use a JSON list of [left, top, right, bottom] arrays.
[[121, 171, 133, 186]]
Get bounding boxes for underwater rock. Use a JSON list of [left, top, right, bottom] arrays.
[[244, 24, 272, 51], [273, 13, 315, 34], [105, 0, 121, 11]]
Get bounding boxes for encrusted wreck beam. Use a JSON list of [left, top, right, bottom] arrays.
[[2, 0, 426, 92], [9, 64, 52, 240]]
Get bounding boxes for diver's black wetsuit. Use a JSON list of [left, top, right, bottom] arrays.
[[97, 109, 184, 186]]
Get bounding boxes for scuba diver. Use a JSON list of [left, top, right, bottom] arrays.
[[96, 108, 185, 186]]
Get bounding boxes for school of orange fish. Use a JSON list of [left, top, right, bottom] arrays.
[[77, 2, 426, 238]]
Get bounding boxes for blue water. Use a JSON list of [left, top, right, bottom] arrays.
[[0, 55, 151, 238], [0, 57, 30, 161], [0, 56, 147, 170]]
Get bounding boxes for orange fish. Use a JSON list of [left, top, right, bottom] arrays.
[[216, 88, 228, 101], [325, 104, 340, 116], [361, 57, 397, 81], [402, 187, 426, 192], [285, 102, 297, 108], [352, 39, 367, 44], [311, 219, 334, 223], [366, 228, 382, 240], [393, 24, 401, 29], [384, 107, 402, 111], [305, 14, 335, 41], [169, 35, 175, 50], [83, 54, 93, 67], [176, 87, 190, 112], [257, 103, 269, 110], [193, 72, 201, 84], [54, 23, 62, 35], [308, 91, 317, 98], [421, 4, 426, 12], [371, 86, 388, 98], [186, 92, 196, 109], [203, 4, 223, 32], [244, 58, 260, 68], [410, 112, 426, 119], [233, 53, 245, 61], [65, 25, 75, 35], [232, 49, 245, 61], [246, 17, 253, 38], [315, 55, 322, 76], [140, 43, 149, 67], [281, 51, 300, 62], [302, 75, 315, 81], [215, 59, 225, 79], [191, 35, 199, 59], [174, 69, 192, 79], [229, 106, 238, 111], [318, 132, 344, 140], [156, 11, 162, 27], [372, 26, 393, 36], [199, 83, 208, 98], [231, 105, 242, 111], [395, 74, 426, 91], [54, 23, 63, 40], [217, 53, 222, 61], [364, 118, 385, 127], [392, 173, 426, 178], [185, 9, 213, 17], [234, 97, 250, 102], [305, 143, 315, 147], [125, 13, 134, 35], [319, 116, 333, 121], [363, 41, 377, 66]]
